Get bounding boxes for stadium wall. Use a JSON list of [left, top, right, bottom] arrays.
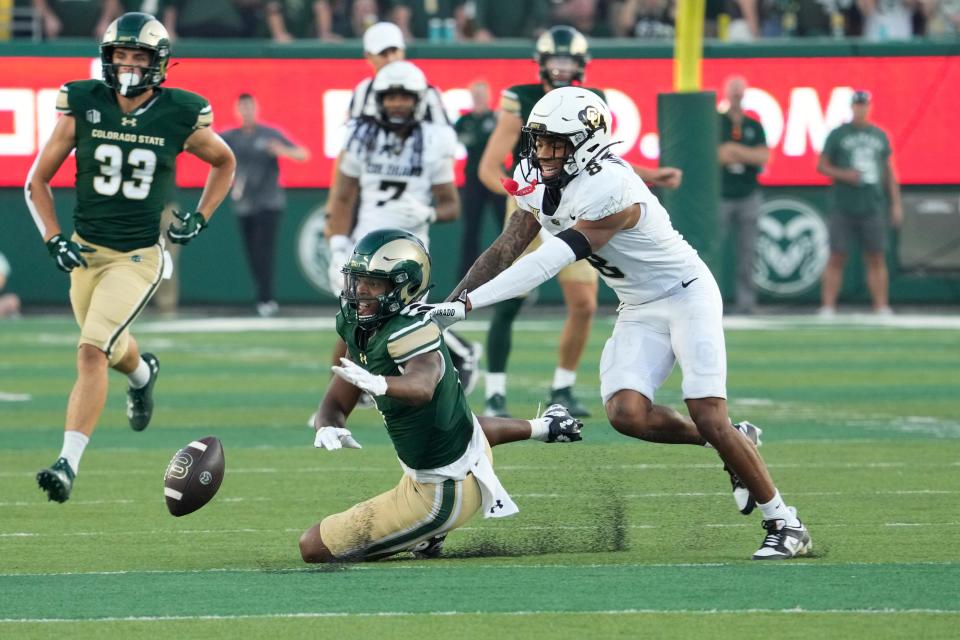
[[2, 40, 958, 306]]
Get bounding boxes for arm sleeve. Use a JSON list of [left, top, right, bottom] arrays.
[[194, 101, 213, 130], [56, 84, 71, 115], [387, 316, 442, 363], [499, 88, 521, 117], [468, 234, 577, 309]]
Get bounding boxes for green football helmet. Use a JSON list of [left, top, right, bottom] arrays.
[[535, 25, 590, 89], [100, 12, 171, 97], [340, 229, 432, 328]]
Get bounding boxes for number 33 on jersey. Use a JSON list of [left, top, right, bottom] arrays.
[[56, 79, 212, 251]]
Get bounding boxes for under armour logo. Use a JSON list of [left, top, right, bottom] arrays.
[[489, 500, 504, 514], [121, 117, 137, 127]]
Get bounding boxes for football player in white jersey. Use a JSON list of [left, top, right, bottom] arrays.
[[404, 87, 812, 561], [326, 60, 459, 258]]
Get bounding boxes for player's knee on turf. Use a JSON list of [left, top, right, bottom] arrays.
[[605, 392, 651, 436], [299, 524, 338, 563]]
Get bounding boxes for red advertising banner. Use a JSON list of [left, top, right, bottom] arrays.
[[1, 55, 958, 188]]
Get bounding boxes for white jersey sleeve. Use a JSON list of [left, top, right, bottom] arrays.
[[573, 157, 639, 222], [427, 124, 457, 184]]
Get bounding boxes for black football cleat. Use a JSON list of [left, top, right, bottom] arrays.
[[127, 353, 159, 431], [37, 457, 75, 503], [752, 507, 812, 560]]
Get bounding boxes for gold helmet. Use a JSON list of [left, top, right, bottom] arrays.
[[340, 229, 431, 327]]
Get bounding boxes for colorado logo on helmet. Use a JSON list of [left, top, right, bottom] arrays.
[[579, 106, 605, 132], [753, 198, 829, 297]]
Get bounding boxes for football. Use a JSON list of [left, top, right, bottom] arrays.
[[163, 436, 225, 517]]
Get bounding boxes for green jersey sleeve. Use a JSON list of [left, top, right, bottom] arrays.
[[386, 316, 442, 363], [165, 88, 214, 131]]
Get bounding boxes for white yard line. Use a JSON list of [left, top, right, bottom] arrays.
[[2, 607, 958, 624]]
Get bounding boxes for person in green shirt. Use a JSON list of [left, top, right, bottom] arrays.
[[454, 80, 504, 277], [298, 229, 582, 562], [718, 75, 769, 315], [817, 90, 902, 316], [26, 12, 236, 504]]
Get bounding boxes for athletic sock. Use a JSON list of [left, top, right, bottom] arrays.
[[486, 372, 506, 399], [758, 490, 800, 527], [528, 418, 550, 442], [127, 357, 151, 389], [486, 298, 523, 373], [59, 430, 89, 474], [551, 367, 577, 391]]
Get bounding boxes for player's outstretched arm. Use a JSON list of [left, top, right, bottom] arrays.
[[25, 114, 76, 242], [446, 209, 541, 301], [331, 352, 442, 407], [466, 204, 640, 310], [184, 127, 236, 224]]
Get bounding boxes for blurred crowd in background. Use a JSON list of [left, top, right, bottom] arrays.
[[3, 1, 959, 42]]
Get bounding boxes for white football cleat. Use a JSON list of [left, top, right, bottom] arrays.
[[752, 507, 812, 560]]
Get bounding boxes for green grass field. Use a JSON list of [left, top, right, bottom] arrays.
[[1, 312, 959, 639]]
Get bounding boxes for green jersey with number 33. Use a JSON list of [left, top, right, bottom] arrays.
[[56, 79, 213, 251]]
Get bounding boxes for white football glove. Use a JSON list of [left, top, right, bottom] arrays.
[[331, 358, 389, 397], [328, 235, 352, 296], [400, 290, 468, 330], [393, 192, 437, 227], [314, 426, 362, 450]]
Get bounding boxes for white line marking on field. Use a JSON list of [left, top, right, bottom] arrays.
[[5, 521, 960, 540], [2, 607, 959, 623], [5, 460, 955, 480], [0, 392, 31, 402]]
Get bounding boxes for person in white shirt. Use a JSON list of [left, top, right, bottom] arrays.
[[405, 87, 813, 561]]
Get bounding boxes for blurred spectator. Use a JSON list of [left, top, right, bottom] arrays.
[[552, 0, 613, 37], [718, 76, 769, 315], [347, 0, 380, 37], [925, 0, 960, 35], [858, 0, 920, 39], [760, 0, 845, 37], [221, 93, 310, 317], [725, 0, 761, 40], [470, 0, 550, 40], [817, 90, 902, 316], [454, 80, 505, 277], [32, 0, 117, 38], [389, 0, 465, 41], [0, 251, 22, 319], [163, 0, 263, 39], [614, 0, 675, 38], [265, 0, 342, 41]]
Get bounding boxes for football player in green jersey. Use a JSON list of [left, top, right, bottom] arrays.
[[474, 25, 683, 421], [299, 229, 582, 563], [25, 12, 236, 503]]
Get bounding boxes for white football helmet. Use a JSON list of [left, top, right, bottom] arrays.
[[521, 86, 612, 187], [372, 60, 428, 129]]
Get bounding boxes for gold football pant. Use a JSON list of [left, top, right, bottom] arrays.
[[69, 234, 165, 366]]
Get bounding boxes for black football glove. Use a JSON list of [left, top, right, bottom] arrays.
[[166, 210, 207, 245], [45, 234, 96, 273]]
